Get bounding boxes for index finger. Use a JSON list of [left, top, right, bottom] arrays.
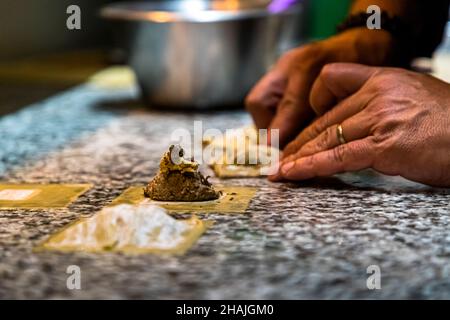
[[283, 89, 368, 157], [310, 63, 379, 115], [283, 63, 379, 157], [280, 138, 375, 180]]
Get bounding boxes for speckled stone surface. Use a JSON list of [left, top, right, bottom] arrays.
[[0, 84, 449, 299]]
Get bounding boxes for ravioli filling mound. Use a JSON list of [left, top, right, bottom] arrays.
[[144, 145, 221, 202]]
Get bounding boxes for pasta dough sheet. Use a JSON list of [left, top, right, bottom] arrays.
[[87, 66, 136, 89], [212, 164, 264, 179], [203, 125, 281, 178], [110, 186, 258, 214], [37, 204, 210, 255], [0, 184, 92, 209]]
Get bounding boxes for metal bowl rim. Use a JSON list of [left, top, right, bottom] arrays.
[[100, 1, 302, 23]]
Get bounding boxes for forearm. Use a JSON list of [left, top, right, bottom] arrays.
[[349, 0, 449, 58], [350, 0, 412, 19]]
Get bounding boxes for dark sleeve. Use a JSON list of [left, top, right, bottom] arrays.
[[415, 0, 449, 57]]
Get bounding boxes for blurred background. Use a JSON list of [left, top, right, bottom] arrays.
[[0, 0, 350, 115], [0, 0, 112, 61], [0, 0, 352, 61], [0, 0, 448, 114]]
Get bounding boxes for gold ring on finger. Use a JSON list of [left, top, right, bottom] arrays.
[[336, 124, 347, 145]]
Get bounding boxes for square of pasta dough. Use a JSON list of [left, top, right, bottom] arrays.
[[37, 204, 210, 255], [0, 184, 91, 209], [110, 186, 258, 214]]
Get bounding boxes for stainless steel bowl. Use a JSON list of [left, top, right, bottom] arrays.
[[101, 0, 305, 109]]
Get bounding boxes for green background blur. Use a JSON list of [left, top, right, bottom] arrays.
[[308, 0, 352, 39]]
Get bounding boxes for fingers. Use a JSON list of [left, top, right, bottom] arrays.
[[310, 63, 379, 115], [268, 71, 315, 147], [275, 138, 375, 181], [247, 45, 328, 147], [294, 112, 372, 159], [270, 112, 372, 181], [283, 90, 369, 157], [245, 70, 287, 129]]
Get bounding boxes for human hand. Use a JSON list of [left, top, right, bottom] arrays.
[[271, 63, 450, 187], [245, 28, 397, 148]]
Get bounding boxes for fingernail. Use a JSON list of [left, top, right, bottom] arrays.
[[281, 161, 295, 174], [267, 161, 281, 181]]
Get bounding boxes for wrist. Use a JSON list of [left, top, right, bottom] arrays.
[[327, 27, 407, 67]]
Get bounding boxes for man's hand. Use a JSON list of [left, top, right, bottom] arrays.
[[271, 63, 450, 187], [245, 28, 396, 147]]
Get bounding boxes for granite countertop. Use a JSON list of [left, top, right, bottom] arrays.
[[0, 70, 449, 299]]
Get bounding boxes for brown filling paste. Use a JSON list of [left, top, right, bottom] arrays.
[[144, 145, 221, 202]]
